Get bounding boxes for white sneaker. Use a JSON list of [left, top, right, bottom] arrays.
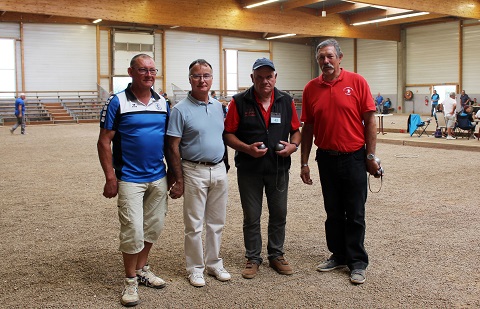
[[446, 135, 456, 140], [207, 267, 231, 282], [136, 265, 166, 289], [121, 277, 140, 307], [188, 273, 205, 287]]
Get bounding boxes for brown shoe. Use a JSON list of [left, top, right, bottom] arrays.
[[242, 260, 259, 279], [269, 256, 293, 275]]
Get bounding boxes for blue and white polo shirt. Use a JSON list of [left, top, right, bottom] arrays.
[[100, 84, 169, 183]]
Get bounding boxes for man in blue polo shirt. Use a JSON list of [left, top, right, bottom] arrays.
[[10, 93, 26, 134], [166, 59, 230, 287], [97, 54, 170, 307]]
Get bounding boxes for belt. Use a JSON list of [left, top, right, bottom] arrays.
[[183, 159, 219, 166], [318, 148, 355, 156]]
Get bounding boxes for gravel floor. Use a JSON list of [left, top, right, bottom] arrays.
[[1, 123, 479, 308]]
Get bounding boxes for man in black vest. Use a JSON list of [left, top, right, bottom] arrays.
[[224, 58, 301, 279]]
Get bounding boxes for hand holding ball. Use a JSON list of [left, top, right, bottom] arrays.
[[274, 143, 285, 151]]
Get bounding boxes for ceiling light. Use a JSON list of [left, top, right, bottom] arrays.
[[352, 12, 429, 26], [92, 19, 102, 24], [265, 33, 296, 40], [245, 0, 278, 9], [170, 26, 180, 29], [321, 10, 326, 17]]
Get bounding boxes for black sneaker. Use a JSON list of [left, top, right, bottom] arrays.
[[316, 257, 346, 272]]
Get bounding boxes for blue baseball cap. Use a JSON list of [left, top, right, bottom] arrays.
[[252, 58, 275, 71]]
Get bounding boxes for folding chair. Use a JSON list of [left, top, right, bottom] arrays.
[[434, 111, 447, 137], [455, 113, 475, 139], [408, 114, 431, 137]]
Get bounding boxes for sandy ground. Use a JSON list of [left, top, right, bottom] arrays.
[[1, 123, 479, 308]]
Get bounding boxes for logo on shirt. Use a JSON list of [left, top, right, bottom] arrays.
[[244, 108, 256, 117], [155, 102, 163, 111], [131, 102, 138, 108], [343, 87, 354, 96]]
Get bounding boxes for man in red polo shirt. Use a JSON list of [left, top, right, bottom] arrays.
[[224, 58, 301, 279], [300, 39, 380, 285]]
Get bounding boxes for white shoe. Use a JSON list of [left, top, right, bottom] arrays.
[[446, 135, 456, 140], [188, 273, 205, 287], [207, 267, 231, 282], [121, 277, 140, 307], [136, 265, 166, 289]]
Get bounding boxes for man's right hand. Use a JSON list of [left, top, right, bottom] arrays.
[[300, 165, 313, 185], [103, 178, 118, 198], [248, 142, 268, 158]]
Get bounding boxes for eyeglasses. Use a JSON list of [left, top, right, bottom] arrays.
[[190, 74, 213, 80], [133, 67, 158, 75]]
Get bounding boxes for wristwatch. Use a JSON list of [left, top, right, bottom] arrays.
[[292, 142, 299, 152], [366, 153, 376, 160]]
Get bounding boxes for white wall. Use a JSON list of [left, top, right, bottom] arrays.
[[165, 31, 220, 93], [23, 24, 97, 91], [272, 41, 312, 91], [406, 22, 459, 85]]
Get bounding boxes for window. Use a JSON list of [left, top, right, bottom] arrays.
[[0, 39, 16, 98]]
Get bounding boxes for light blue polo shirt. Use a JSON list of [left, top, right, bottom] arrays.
[[167, 93, 225, 163]]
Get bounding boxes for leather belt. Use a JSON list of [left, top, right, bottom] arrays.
[[183, 159, 219, 166], [318, 149, 355, 156]]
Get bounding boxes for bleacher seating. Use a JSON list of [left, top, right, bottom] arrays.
[[0, 90, 106, 125]]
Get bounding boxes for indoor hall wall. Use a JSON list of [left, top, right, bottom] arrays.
[[271, 42, 312, 92], [406, 21, 459, 115], [334, 38, 354, 72], [23, 24, 96, 91], [164, 31, 220, 93], [357, 39, 398, 110], [462, 22, 480, 102]]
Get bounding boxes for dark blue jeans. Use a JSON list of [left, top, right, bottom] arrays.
[[237, 169, 289, 264], [316, 147, 369, 270]]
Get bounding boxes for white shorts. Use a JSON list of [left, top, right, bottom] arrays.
[[117, 177, 168, 254], [445, 114, 456, 128]]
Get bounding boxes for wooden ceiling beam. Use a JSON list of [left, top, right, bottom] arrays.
[[0, 0, 401, 41], [350, 0, 480, 19], [324, 2, 369, 14], [282, 0, 324, 11], [347, 8, 414, 25]]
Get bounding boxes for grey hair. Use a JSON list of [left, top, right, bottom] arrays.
[[316, 39, 343, 58], [130, 54, 153, 67], [188, 59, 212, 75], [450, 92, 456, 97]]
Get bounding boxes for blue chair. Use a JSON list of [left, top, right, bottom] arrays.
[[408, 114, 431, 137], [455, 113, 475, 139]]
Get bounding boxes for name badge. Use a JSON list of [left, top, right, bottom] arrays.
[[271, 112, 281, 124]]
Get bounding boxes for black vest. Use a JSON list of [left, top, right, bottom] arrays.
[[232, 86, 293, 174]]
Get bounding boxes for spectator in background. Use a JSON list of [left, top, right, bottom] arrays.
[[210, 90, 217, 100], [97, 54, 170, 307], [459, 105, 476, 139], [431, 89, 440, 116], [224, 57, 301, 280], [166, 59, 230, 288], [442, 91, 457, 140], [10, 93, 26, 135], [382, 98, 391, 114], [162, 93, 172, 108], [375, 92, 384, 114], [300, 38, 379, 285], [460, 90, 470, 109]]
